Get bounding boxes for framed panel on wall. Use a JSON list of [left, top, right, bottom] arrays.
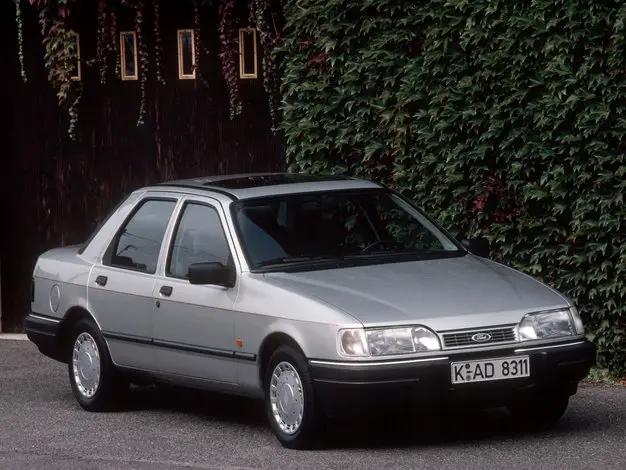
[[239, 28, 258, 79], [120, 31, 138, 80], [177, 29, 196, 79]]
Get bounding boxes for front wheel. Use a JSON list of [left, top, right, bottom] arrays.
[[68, 318, 129, 411], [507, 392, 569, 429], [264, 345, 320, 449]]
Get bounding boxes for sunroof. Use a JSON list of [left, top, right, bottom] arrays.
[[205, 173, 351, 189]]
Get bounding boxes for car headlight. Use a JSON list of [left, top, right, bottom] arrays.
[[338, 326, 441, 357], [518, 309, 577, 341]]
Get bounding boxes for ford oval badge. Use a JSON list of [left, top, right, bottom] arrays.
[[471, 332, 492, 343]]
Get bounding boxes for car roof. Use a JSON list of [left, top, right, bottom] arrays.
[[148, 172, 383, 200]]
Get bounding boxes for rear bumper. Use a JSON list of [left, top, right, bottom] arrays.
[[310, 339, 596, 415], [25, 312, 64, 362]]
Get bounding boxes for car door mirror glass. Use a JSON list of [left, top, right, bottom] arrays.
[[188, 262, 235, 287]]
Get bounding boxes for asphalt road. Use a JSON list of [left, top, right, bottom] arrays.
[[1, 340, 624, 470]]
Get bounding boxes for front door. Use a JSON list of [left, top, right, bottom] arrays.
[[151, 198, 239, 384], [88, 197, 178, 370]]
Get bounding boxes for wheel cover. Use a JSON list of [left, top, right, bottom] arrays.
[[269, 361, 304, 435], [72, 332, 101, 399]]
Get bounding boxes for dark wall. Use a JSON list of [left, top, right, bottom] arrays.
[[0, 1, 285, 331]]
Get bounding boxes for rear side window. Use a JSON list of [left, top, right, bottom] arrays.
[[104, 199, 177, 274], [166, 202, 232, 279]]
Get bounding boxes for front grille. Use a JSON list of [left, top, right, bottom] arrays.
[[441, 326, 517, 349]]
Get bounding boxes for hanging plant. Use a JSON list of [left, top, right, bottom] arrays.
[[192, 0, 210, 87], [96, 0, 108, 83], [154, 0, 165, 85], [37, 1, 49, 35], [15, 0, 27, 83], [218, 0, 242, 119], [122, 0, 148, 126], [36, 0, 81, 140], [109, 7, 120, 78], [251, 0, 282, 131], [67, 83, 83, 140], [135, 1, 148, 126]]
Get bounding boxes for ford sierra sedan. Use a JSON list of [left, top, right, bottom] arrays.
[[26, 173, 596, 448]]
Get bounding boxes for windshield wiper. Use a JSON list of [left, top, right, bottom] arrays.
[[256, 255, 343, 267], [344, 248, 443, 258]]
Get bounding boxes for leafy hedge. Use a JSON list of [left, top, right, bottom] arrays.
[[279, 0, 626, 374]]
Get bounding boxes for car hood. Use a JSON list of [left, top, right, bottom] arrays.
[[263, 255, 570, 331]]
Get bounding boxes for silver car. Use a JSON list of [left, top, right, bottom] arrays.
[[26, 173, 596, 448]]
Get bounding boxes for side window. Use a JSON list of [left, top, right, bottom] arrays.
[[167, 203, 232, 279], [106, 199, 177, 274]]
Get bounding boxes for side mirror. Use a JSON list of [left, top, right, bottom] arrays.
[[188, 262, 236, 288], [464, 237, 490, 258]]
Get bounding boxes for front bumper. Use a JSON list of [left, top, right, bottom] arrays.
[[309, 339, 596, 416]]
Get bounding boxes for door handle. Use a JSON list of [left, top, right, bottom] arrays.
[[95, 275, 108, 286], [159, 285, 173, 297]]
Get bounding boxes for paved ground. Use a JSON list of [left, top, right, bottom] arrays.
[[1, 341, 624, 470]]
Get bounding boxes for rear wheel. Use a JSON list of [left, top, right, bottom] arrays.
[[264, 345, 320, 449], [507, 392, 569, 429], [68, 318, 129, 411]]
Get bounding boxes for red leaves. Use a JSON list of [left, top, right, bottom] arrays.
[[473, 173, 523, 222], [299, 38, 313, 51], [273, 32, 284, 47], [473, 196, 487, 212], [57, 6, 69, 18], [218, 0, 236, 17], [307, 51, 328, 70], [491, 208, 523, 222]]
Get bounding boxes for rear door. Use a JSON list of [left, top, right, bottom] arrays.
[[88, 195, 179, 370]]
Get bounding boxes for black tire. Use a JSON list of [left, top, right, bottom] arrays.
[[67, 317, 129, 412], [264, 345, 320, 449], [507, 392, 569, 429]]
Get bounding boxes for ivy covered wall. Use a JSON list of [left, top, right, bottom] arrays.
[[279, 0, 625, 374]]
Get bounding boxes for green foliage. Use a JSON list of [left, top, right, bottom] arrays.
[[279, 0, 626, 375]]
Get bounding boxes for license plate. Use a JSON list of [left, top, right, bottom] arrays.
[[451, 355, 530, 384]]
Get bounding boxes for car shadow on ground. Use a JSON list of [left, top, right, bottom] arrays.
[[123, 384, 267, 427], [120, 384, 594, 450]]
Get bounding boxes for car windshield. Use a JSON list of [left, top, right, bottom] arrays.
[[231, 189, 463, 269]]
